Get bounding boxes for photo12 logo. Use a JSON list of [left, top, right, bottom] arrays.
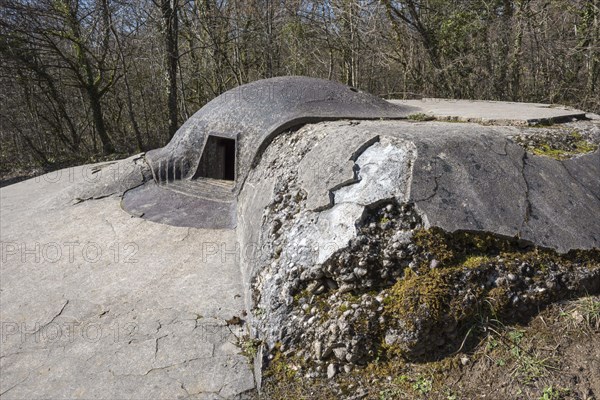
[[1, 320, 138, 345], [1, 241, 139, 264], [199, 240, 341, 265], [34, 162, 139, 185]]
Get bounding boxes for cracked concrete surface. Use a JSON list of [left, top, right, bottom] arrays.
[[298, 128, 380, 211], [0, 166, 255, 399], [374, 121, 600, 252]]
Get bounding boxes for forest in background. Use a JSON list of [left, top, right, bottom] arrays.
[[1, 0, 599, 174]]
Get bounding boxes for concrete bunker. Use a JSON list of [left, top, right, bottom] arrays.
[[122, 76, 418, 228]]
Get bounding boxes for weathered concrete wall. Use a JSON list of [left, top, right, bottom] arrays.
[[236, 118, 600, 381]]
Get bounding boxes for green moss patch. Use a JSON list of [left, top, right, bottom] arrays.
[[514, 130, 598, 160], [383, 229, 599, 358]]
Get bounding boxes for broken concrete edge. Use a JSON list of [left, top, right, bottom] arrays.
[[254, 208, 599, 384], [57, 153, 152, 206], [3, 110, 589, 396], [511, 130, 600, 162], [60, 117, 597, 252], [587, 112, 600, 120], [433, 114, 587, 126], [249, 200, 600, 387], [37, 111, 598, 388], [402, 113, 589, 127], [235, 120, 599, 387], [391, 98, 589, 126]]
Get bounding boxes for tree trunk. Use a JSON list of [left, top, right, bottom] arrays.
[[586, 0, 599, 99], [161, 0, 179, 139], [87, 83, 115, 154], [508, 1, 527, 101], [109, 15, 144, 152]]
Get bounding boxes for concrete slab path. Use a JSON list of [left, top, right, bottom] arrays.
[[0, 166, 255, 399]]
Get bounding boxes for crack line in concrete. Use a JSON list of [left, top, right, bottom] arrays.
[[518, 150, 533, 239], [0, 373, 31, 397], [31, 300, 69, 336], [315, 136, 381, 212]]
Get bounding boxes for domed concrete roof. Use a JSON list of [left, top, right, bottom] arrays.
[[145, 76, 417, 190]]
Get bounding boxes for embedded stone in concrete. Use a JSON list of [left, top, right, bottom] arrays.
[[236, 118, 599, 385], [3, 91, 600, 398]]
